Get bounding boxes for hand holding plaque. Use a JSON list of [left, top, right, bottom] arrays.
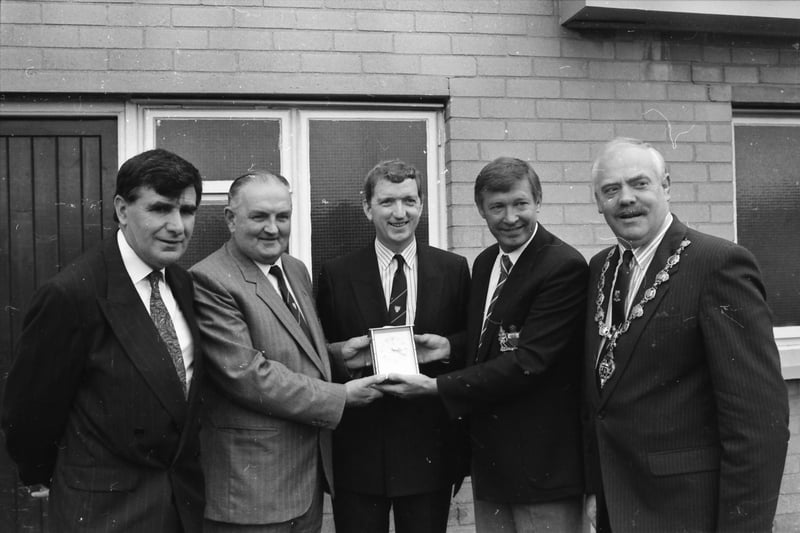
[[369, 325, 419, 375]]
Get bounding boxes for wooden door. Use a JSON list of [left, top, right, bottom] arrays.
[[0, 117, 118, 532]]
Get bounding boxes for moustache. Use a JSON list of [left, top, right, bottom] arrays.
[[617, 209, 646, 219]]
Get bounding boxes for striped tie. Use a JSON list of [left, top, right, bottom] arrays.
[[478, 254, 512, 352], [270, 265, 313, 341], [387, 255, 407, 325]]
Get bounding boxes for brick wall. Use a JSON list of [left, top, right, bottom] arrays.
[[1, 1, 799, 531]]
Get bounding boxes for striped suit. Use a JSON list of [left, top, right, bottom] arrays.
[[191, 241, 347, 525], [583, 216, 789, 532]]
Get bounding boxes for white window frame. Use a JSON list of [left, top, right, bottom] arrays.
[[134, 101, 445, 273], [732, 114, 800, 378]]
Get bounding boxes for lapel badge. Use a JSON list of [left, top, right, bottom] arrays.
[[498, 325, 520, 352]]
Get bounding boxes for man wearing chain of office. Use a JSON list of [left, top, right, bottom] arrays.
[[582, 137, 789, 532]]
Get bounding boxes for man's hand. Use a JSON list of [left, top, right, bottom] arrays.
[[376, 373, 438, 397], [585, 494, 597, 529], [340, 335, 372, 371], [344, 374, 385, 406], [414, 333, 450, 364], [28, 484, 50, 499]]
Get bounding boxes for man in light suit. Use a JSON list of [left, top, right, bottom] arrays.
[[316, 160, 471, 533], [583, 137, 789, 532], [190, 171, 385, 532], [2, 148, 205, 532], [379, 157, 588, 532]]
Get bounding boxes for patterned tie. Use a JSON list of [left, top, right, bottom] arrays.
[[148, 271, 188, 397], [387, 255, 407, 325], [270, 265, 312, 341], [597, 249, 634, 389], [478, 254, 512, 352]]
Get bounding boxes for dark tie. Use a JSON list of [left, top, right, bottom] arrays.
[[148, 271, 188, 397], [597, 249, 634, 389], [387, 255, 407, 325], [270, 265, 312, 340], [612, 249, 634, 326], [478, 254, 512, 352]]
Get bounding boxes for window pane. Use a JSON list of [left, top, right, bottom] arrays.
[[155, 118, 282, 266], [155, 119, 281, 180], [308, 120, 430, 286], [735, 124, 800, 326]]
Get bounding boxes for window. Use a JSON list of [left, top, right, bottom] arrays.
[[733, 113, 800, 375], [141, 105, 444, 277]]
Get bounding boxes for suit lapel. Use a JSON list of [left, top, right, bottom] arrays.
[[97, 238, 188, 425], [282, 258, 331, 378], [351, 246, 391, 326], [415, 245, 442, 331], [469, 244, 498, 363], [598, 218, 688, 403], [228, 243, 329, 378]]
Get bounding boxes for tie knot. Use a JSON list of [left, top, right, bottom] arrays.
[[501, 254, 512, 273], [269, 265, 284, 281], [148, 270, 163, 287], [394, 254, 405, 268], [621, 249, 634, 271]]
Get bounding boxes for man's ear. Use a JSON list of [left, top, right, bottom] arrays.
[[663, 173, 671, 201], [362, 199, 373, 221], [113, 195, 127, 225], [224, 207, 236, 233]]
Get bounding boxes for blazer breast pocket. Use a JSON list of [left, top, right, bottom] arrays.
[[647, 446, 720, 477]]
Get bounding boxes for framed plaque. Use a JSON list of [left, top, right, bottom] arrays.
[[368, 325, 419, 375]]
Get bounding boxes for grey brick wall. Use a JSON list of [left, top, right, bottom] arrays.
[[1, 1, 798, 531]]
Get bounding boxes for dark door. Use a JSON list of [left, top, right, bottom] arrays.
[[0, 117, 118, 532]]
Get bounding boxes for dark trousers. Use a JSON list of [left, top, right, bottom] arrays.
[[332, 487, 452, 533]]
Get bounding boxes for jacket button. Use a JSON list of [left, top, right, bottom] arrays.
[[597, 411, 606, 420]]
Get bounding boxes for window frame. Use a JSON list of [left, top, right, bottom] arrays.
[[135, 101, 445, 274], [732, 113, 800, 377]]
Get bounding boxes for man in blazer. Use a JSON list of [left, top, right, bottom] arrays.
[[379, 157, 588, 532], [584, 137, 789, 532], [1, 149, 205, 532], [316, 160, 471, 533], [190, 171, 384, 532]]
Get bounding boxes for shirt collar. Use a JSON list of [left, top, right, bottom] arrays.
[[501, 222, 538, 266], [117, 230, 163, 284], [375, 239, 417, 271], [618, 212, 673, 267]]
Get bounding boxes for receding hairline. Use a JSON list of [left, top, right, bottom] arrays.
[[591, 138, 668, 183], [228, 171, 291, 207]]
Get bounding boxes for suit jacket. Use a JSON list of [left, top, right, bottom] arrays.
[[190, 241, 347, 524], [1, 235, 204, 533], [437, 224, 588, 504], [316, 243, 470, 497], [583, 216, 789, 532]]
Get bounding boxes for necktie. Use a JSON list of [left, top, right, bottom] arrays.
[[597, 249, 634, 389], [148, 271, 188, 397], [387, 255, 407, 325], [270, 265, 312, 340], [478, 254, 512, 352], [612, 249, 634, 326]]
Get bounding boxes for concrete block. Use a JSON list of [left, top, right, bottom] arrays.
[[301, 52, 360, 73], [274, 30, 332, 51], [334, 32, 392, 53], [452, 34, 507, 56], [355, 11, 414, 32], [450, 78, 505, 98], [1, 1, 42, 24], [172, 6, 233, 27], [414, 13, 473, 34], [505, 36, 560, 57], [362, 54, 418, 74], [562, 80, 615, 100], [533, 57, 589, 78], [209, 28, 274, 50], [80, 27, 144, 49], [537, 100, 590, 120], [591, 101, 642, 121], [476, 56, 532, 77], [42, 3, 107, 25], [506, 79, 560, 98], [421, 55, 476, 76], [615, 81, 667, 100], [505, 121, 562, 141], [472, 14, 528, 35], [395, 33, 452, 55], [108, 5, 172, 27], [145, 28, 208, 49]]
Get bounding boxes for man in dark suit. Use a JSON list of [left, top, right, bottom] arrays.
[[1, 149, 205, 532], [379, 157, 588, 532], [583, 137, 789, 532], [316, 160, 471, 533], [190, 171, 384, 532]]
